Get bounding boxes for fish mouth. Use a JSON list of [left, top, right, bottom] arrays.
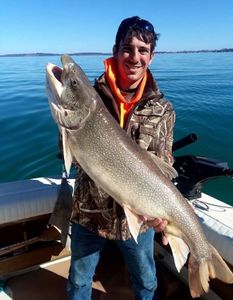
[[52, 65, 63, 84], [46, 62, 71, 128], [46, 55, 75, 103], [46, 63, 63, 99]]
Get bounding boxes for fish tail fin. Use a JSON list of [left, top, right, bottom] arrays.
[[188, 245, 233, 298], [208, 245, 233, 283]]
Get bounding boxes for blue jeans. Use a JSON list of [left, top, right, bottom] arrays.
[[67, 223, 157, 300]]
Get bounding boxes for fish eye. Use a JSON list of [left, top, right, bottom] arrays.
[[71, 79, 78, 88]]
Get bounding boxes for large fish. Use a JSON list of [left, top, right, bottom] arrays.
[[46, 55, 233, 297]]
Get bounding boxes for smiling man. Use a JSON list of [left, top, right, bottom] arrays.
[[114, 36, 154, 91], [67, 16, 175, 300]]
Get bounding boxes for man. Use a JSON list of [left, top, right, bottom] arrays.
[[67, 16, 175, 300]]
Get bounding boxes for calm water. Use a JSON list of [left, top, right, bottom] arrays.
[[0, 53, 233, 205]]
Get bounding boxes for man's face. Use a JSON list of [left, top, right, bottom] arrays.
[[114, 35, 154, 90]]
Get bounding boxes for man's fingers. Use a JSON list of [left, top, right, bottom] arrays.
[[146, 218, 168, 232]]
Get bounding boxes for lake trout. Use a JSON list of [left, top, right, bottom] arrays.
[[46, 55, 233, 298]]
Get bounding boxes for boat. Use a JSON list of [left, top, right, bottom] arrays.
[[0, 135, 233, 300]]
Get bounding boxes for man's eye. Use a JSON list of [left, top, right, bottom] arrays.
[[140, 48, 150, 54], [122, 47, 131, 52]]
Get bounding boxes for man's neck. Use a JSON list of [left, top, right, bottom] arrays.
[[117, 78, 142, 92], [121, 89, 137, 102]]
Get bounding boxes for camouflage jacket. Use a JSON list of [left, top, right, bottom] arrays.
[[71, 69, 175, 240]]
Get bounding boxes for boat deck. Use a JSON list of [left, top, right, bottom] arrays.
[[5, 242, 194, 300]]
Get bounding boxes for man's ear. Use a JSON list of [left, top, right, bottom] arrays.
[[113, 45, 117, 57]]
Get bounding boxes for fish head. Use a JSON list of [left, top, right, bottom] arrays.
[[46, 54, 97, 130]]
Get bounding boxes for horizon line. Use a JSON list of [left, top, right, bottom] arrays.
[[0, 48, 233, 57]]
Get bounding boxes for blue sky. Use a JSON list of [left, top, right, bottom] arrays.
[[1, 0, 233, 55]]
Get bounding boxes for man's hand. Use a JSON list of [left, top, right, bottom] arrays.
[[141, 217, 169, 245]]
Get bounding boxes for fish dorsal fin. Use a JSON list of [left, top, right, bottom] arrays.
[[147, 152, 178, 180], [166, 232, 190, 272], [61, 127, 73, 176], [123, 204, 143, 243]]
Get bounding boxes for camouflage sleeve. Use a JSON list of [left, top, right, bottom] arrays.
[[163, 108, 176, 166], [144, 98, 176, 166]]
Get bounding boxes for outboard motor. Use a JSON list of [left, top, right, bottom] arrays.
[[173, 134, 233, 199]]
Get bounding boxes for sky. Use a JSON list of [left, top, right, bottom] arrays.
[[1, 0, 233, 55]]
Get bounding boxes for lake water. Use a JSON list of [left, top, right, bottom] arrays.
[[0, 53, 233, 205]]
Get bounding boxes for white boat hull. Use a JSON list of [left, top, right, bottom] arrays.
[[0, 177, 232, 265], [0, 177, 232, 299]]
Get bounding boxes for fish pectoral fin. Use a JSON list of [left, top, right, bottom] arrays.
[[123, 204, 143, 244], [166, 233, 190, 272], [148, 153, 178, 180], [61, 127, 73, 176]]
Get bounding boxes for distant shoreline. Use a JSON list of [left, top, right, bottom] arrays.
[[0, 48, 233, 57]]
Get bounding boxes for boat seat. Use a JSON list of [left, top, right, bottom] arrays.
[[0, 177, 74, 226]]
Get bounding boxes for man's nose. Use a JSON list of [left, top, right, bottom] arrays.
[[130, 49, 140, 61]]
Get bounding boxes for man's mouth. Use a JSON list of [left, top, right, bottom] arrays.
[[126, 64, 142, 71]]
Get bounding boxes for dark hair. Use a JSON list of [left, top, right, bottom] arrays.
[[115, 16, 159, 53]]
